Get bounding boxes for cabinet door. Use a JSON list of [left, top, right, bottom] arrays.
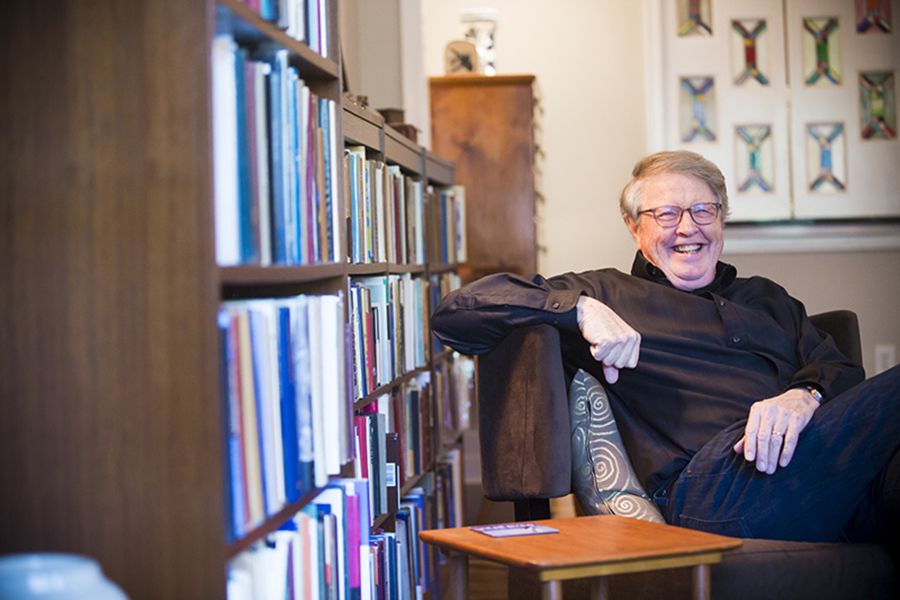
[[430, 75, 537, 281]]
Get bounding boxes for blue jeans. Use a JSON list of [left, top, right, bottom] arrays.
[[657, 365, 900, 542]]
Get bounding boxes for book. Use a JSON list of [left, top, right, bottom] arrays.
[[219, 308, 247, 540], [212, 34, 240, 266], [470, 523, 560, 538], [290, 297, 315, 494], [276, 305, 301, 503], [385, 432, 400, 516]]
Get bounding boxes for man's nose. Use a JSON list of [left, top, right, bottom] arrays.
[[675, 209, 699, 232]]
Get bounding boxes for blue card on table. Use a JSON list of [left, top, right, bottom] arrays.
[[470, 522, 560, 538]]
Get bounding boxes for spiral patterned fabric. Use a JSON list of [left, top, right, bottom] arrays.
[[569, 369, 665, 523]]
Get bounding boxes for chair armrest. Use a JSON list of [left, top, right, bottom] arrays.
[[476, 324, 572, 500]]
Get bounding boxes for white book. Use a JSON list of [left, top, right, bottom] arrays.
[[320, 294, 346, 471], [268, 531, 296, 600], [261, 303, 286, 509], [318, 0, 328, 57], [212, 34, 240, 266], [453, 185, 467, 263], [226, 557, 253, 600], [315, 487, 348, 600], [328, 100, 341, 262], [374, 163, 386, 263], [307, 296, 327, 486], [304, 511, 321, 599], [412, 181, 425, 263]]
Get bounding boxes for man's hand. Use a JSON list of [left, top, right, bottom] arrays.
[[576, 296, 641, 384], [733, 388, 820, 474]]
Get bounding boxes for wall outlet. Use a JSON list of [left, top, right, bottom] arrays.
[[874, 344, 896, 374]]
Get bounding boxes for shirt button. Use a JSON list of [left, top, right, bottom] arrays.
[[732, 335, 741, 344], [551, 301, 560, 309], [719, 300, 725, 307]]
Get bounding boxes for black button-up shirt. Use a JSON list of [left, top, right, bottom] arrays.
[[432, 252, 864, 493]]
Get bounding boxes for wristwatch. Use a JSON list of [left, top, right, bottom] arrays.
[[805, 385, 824, 404]]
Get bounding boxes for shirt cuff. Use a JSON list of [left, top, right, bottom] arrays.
[[543, 289, 582, 313]]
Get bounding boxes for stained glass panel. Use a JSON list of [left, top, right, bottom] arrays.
[[860, 71, 897, 140], [679, 77, 716, 142], [855, 0, 892, 33], [802, 17, 841, 86], [732, 20, 770, 86], [735, 125, 774, 193], [806, 123, 846, 192], [677, 0, 712, 37]]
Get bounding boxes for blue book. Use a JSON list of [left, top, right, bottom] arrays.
[[235, 48, 259, 264], [259, 0, 276, 21], [291, 299, 314, 494], [286, 68, 300, 265], [314, 504, 332, 597], [247, 308, 270, 516], [401, 491, 427, 591], [218, 309, 246, 542], [277, 305, 301, 503]]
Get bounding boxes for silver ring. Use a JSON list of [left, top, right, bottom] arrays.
[[772, 430, 785, 437]]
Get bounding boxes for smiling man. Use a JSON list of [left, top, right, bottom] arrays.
[[431, 150, 900, 544]]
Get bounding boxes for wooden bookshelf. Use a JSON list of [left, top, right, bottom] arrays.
[[1, 1, 470, 598]]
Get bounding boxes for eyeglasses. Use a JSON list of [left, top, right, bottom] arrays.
[[637, 202, 722, 227]]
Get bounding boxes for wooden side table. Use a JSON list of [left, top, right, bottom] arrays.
[[419, 515, 742, 600]]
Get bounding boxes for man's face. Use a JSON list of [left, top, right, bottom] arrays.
[[626, 172, 724, 291]]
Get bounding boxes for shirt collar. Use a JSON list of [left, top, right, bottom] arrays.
[[630, 251, 737, 294]]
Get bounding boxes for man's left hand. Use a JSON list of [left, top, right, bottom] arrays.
[[733, 388, 820, 474]]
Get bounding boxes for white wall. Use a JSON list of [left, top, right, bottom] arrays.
[[421, 0, 646, 275], [418, 1, 900, 374], [340, 0, 428, 142]]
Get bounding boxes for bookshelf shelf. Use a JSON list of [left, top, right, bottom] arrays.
[[384, 126, 422, 173], [428, 263, 460, 274], [219, 262, 346, 285], [353, 365, 432, 410]]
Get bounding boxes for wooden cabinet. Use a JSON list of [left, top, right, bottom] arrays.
[[430, 74, 538, 282]]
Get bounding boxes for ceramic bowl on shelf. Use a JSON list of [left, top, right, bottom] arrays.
[[0, 553, 127, 600]]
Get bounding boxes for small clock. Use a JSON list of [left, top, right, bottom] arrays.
[[444, 40, 480, 74]]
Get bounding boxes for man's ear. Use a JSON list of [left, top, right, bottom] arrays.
[[625, 217, 641, 243]]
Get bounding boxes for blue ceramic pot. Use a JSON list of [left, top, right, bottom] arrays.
[[0, 554, 127, 600]]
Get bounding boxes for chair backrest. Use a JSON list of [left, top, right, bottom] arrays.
[[809, 310, 863, 367], [476, 324, 571, 504]]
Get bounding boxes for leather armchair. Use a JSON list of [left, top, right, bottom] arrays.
[[476, 311, 897, 599]]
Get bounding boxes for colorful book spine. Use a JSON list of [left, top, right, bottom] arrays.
[[220, 293, 348, 542], [212, 38, 338, 267]]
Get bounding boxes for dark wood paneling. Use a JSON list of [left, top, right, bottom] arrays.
[[430, 75, 537, 282], [0, 2, 223, 598]]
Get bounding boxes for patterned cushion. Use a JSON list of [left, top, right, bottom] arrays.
[[568, 369, 665, 523]]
